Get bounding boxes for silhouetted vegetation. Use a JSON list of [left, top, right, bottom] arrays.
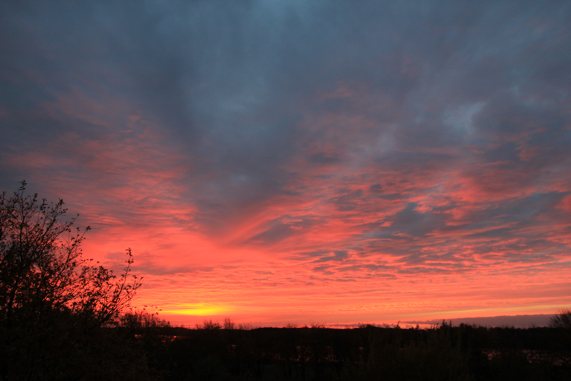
[[105, 322, 570, 381], [9, 313, 558, 381], [0, 182, 146, 380], [551, 311, 571, 329]]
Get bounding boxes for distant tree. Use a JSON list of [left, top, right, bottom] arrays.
[[223, 317, 235, 330], [550, 310, 571, 329], [120, 310, 170, 330], [0, 181, 141, 326], [199, 319, 222, 330]]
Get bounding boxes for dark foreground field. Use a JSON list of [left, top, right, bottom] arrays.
[[119, 324, 571, 381], [3, 320, 571, 380]]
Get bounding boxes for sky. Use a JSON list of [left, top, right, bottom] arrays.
[[1, 0, 571, 327]]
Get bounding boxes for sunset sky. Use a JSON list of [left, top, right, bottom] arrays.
[[1, 0, 571, 327]]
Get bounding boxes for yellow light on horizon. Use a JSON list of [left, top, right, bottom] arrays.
[[162, 304, 231, 316]]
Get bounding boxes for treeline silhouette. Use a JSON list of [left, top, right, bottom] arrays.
[[116, 322, 570, 381], [2, 182, 571, 380]]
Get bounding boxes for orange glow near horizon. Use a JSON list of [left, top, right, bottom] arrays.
[[82, 218, 571, 327]]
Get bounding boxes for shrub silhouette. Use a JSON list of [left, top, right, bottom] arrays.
[[0, 182, 141, 325], [0, 181, 146, 380], [550, 310, 571, 329]]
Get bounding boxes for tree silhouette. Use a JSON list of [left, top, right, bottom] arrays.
[[0, 181, 140, 326], [550, 310, 571, 329], [0, 181, 146, 380]]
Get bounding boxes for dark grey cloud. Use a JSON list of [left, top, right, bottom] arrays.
[[314, 250, 348, 263], [390, 203, 447, 237], [247, 215, 317, 245]]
